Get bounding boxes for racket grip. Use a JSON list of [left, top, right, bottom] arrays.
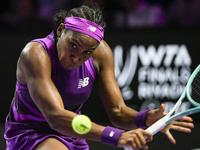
[[123, 119, 167, 150], [145, 118, 167, 136], [123, 146, 133, 150]]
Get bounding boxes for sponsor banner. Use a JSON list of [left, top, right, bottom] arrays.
[[104, 28, 200, 120], [114, 44, 191, 113]]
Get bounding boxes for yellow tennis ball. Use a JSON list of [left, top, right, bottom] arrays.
[[72, 115, 92, 134]]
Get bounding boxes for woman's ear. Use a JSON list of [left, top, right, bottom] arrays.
[[57, 23, 65, 37]]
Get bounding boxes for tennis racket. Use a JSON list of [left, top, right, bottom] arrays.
[[124, 64, 200, 150]]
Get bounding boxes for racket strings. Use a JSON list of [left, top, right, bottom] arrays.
[[190, 71, 200, 104]]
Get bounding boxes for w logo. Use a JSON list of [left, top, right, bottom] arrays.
[[87, 26, 96, 32], [114, 44, 191, 101], [114, 45, 138, 100]]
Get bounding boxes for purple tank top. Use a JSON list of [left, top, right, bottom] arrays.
[[4, 31, 95, 150], [15, 30, 97, 122]]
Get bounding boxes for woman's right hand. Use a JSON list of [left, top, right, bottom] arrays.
[[118, 128, 153, 150]]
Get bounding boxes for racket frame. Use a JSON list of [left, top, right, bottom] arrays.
[[124, 64, 200, 150], [147, 64, 200, 135]]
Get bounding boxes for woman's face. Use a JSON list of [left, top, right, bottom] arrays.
[[56, 30, 99, 70]]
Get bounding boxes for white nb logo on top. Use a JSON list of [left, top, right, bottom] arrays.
[[78, 77, 89, 89], [87, 26, 96, 32]]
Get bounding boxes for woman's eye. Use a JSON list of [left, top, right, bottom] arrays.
[[70, 43, 77, 49], [85, 51, 92, 55]]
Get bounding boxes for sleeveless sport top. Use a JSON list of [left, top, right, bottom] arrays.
[[14, 30, 97, 122]]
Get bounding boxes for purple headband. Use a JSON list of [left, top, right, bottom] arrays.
[[63, 17, 104, 42]]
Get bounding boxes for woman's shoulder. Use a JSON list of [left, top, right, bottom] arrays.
[[20, 42, 48, 59], [19, 41, 51, 71], [17, 42, 51, 84], [93, 40, 113, 58], [92, 40, 114, 73]]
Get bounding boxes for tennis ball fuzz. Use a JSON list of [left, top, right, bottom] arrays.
[[72, 115, 92, 134]]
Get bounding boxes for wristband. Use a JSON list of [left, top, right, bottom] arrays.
[[101, 126, 125, 147], [134, 110, 150, 128]]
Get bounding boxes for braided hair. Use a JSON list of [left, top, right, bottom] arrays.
[[53, 5, 106, 30]]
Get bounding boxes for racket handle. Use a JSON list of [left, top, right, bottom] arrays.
[[123, 146, 133, 150], [145, 118, 167, 136], [123, 119, 167, 150]]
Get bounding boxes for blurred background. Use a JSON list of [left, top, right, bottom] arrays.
[[1, 0, 200, 149], [0, 0, 200, 30]]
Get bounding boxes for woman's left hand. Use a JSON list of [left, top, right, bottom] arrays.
[[145, 103, 194, 144]]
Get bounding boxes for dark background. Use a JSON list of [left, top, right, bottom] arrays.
[[1, 27, 200, 150]]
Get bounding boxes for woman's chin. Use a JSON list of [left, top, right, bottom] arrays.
[[61, 64, 77, 70]]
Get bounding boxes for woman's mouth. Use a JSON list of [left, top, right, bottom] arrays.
[[60, 60, 74, 69]]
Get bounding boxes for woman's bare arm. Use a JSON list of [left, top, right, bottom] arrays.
[[17, 42, 105, 141], [93, 40, 138, 129]]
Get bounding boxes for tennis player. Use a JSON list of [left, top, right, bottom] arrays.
[[4, 3, 193, 150]]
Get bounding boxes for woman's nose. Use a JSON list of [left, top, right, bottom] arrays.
[[70, 55, 81, 63]]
